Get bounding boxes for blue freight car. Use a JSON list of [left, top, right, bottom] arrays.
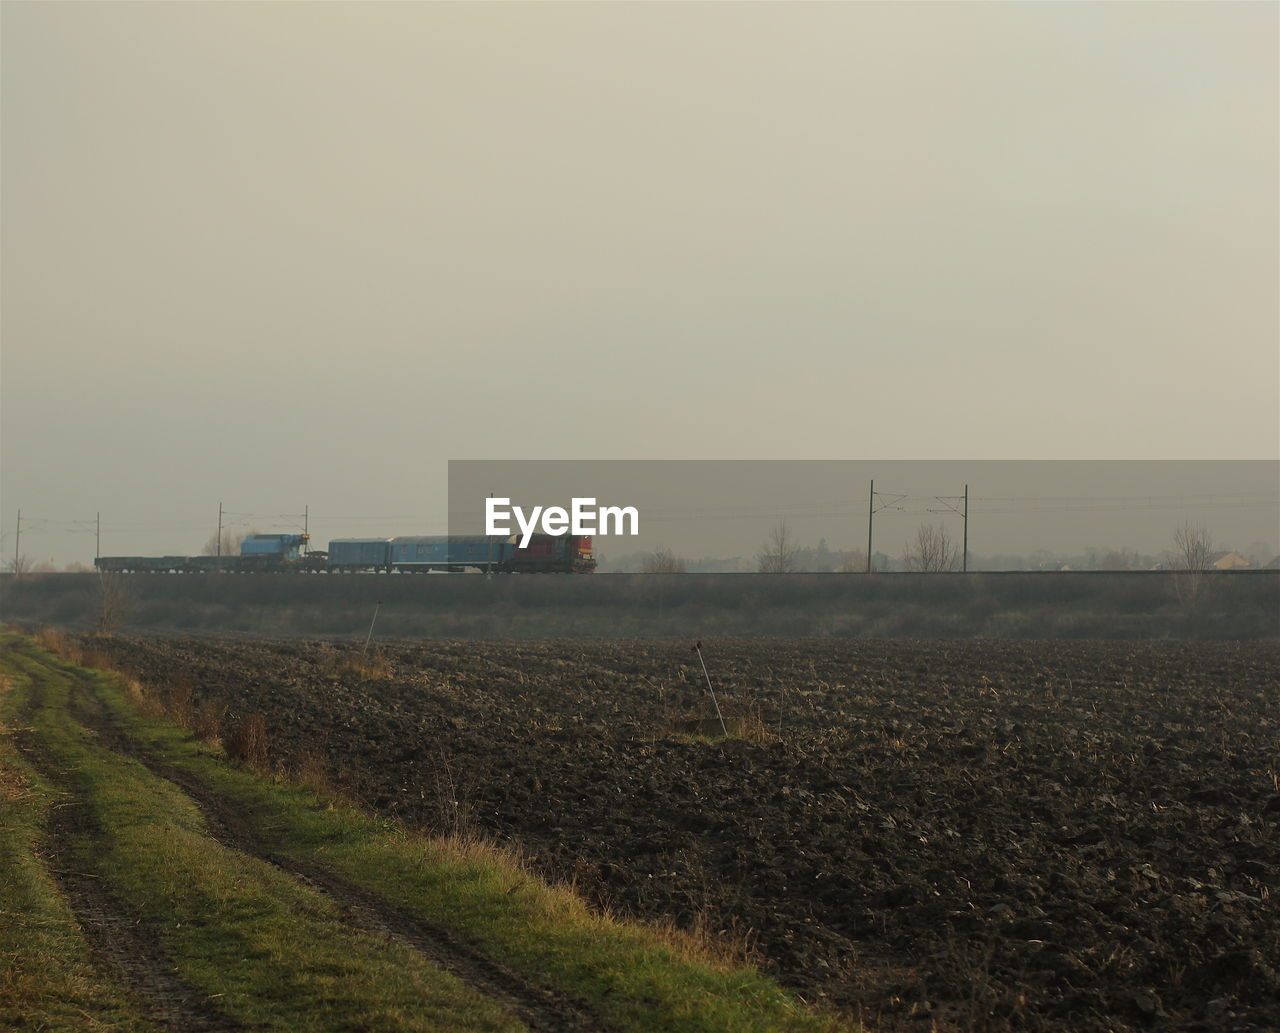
[[240, 533, 308, 559], [389, 535, 506, 572], [327, 538, 393, 572]]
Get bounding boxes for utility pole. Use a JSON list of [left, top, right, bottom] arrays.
[[962, 485, 969, 573], [96, 512, 101, 560], [13, 509, 19, 572], [866, 481, 874, 573], [866, 482, 907, 573], [304, 505, 309, 554], [217, 502, 223, 557]]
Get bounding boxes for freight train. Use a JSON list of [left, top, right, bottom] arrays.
[[94, 533, 595, 574]]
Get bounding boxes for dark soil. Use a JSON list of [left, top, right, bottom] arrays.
[[93, 635, 1280, 1033]]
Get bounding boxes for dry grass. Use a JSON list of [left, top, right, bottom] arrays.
[[190, 698, 226, 746], [643, 910, 764, 973], [120, 673, 166, 719], [224, 712, 270, 773], [292, 751, 356, 806], [31, 628, 112, 673], [162, 677, 196, 728], [336, 650, 393, 681], [410, 823, 764, 975], [0, 674, 28, 805], [0, 758, 33, 805], [664, 705, 776, 744], [33, 628, 72, 661], [734, 705, 775, 744]]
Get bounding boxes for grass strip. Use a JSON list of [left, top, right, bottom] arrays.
[[47, 638, 853, 1033], [0, 659, 164, 1033], [1, 638, 525, 1033]]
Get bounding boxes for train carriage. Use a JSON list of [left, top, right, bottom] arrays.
[[389, 536, 504, 573], [328, 538, 392, 572]]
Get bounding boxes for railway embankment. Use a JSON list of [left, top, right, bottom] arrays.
[[1, 569, 1276, 639]]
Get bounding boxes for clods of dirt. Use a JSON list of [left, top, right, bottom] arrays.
[[94, 635, 1280, 1033]]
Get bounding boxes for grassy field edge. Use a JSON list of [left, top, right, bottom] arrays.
[[3, 636, 529, 1033], [11, 631, 854, 1033], [0, 662, 166, 1032]]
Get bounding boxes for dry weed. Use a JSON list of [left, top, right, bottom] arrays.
[[644, 909, 763, 972], [294, 752, 340, 801], [0, 761, 32, 805], [224, 713, 269, 773], [190, 698, 226, 746], [119, 675, 165, 718], [33, 627, 66, 655], [336, 651, 393, 681], [163, 678, 196, 728], [734, 705, 774, 744]]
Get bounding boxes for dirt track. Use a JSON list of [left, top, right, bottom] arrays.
[[52, 651, 613, 1033], [95, 635, 1280, 1033], [10, 653, 243, 1033]]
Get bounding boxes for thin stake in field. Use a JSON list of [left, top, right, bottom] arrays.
[[691, 640, 728, 737], [362, 601, 382, 658]]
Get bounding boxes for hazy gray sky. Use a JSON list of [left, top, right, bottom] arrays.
[[2, 2, 1277, 565]]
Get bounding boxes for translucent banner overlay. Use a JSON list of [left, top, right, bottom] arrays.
[[448, 460, 1279, 572]]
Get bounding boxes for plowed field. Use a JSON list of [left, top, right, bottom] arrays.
[[93, 635, 1280, 1033]]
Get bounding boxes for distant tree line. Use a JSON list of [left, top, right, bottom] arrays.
[[592, 520, 1275, 574]]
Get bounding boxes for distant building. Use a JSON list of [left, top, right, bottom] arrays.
[[1210, 551, 1252, 570]]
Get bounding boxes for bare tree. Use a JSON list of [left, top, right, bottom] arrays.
[[202, 530, 250, 556], [1172, 522, 1214, 570], [7, 554, 33, 576], [757, 520, 799, 573], [1170, 522, 1215, 612], [902, 524, 959, 572], [96, 571, 132, 633], [641, 547, 687, 574]]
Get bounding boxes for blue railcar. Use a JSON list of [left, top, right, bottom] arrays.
[[241, 533, 308, 560], [328, 538, 393, 572], [389, 535, 506, 572]]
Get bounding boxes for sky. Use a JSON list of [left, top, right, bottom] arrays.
[[2, 2, 1277, 567]]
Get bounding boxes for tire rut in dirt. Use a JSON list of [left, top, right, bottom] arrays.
[[67, 675, 614, 1033], [11, 661, 242, 1033]]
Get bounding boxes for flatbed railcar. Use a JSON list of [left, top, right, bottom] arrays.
[[95, 533, 326, 574]]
